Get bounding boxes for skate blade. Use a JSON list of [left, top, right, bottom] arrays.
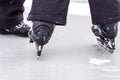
[[36, 43, 44, 57], [97, 40, 114, 53]]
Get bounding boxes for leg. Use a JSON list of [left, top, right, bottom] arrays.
[[0, 0, 25, 28], [28, 0, 70, 56], [0, 0, 30, 37], [88, 0, 120, 52], [28, 0, 70, 25], [88, 0, 120, 25]]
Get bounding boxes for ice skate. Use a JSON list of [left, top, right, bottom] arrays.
[[91, 23, 118, 53], [29, 21, 55, 57], [0, 22, 30, 37]]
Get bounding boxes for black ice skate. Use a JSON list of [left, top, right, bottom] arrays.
[[29, 21, 55, 57], [0, 22, 30, 37], [91, 23, 118, 53]]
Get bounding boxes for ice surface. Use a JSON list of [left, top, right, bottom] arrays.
[[0, 1, 120, 80]]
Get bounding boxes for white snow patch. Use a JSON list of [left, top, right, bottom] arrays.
[[89, 58, 111, 65]]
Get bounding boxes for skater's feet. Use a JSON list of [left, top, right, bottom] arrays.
[[29, 21, 55, 45], [29, 21, 55, 56], [0, 22, 30, 37], [92, 23, 118, 53]]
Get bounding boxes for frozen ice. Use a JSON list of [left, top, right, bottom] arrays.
[[0, 1, 120, 80]]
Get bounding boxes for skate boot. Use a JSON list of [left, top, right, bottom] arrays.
[[0, 22, 30, 37], [29, 21, 55, 57], [91, 23, 118, 53]]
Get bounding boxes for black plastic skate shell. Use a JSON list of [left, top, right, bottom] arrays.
[[91, 24, 117, 53], [28, 21, 55, 59]]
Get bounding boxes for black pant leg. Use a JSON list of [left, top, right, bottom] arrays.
[[88, 0, 120, 25], [0, 0, 25, 29], [28, 0, 120, 25], [28, 0, 70, 25]]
